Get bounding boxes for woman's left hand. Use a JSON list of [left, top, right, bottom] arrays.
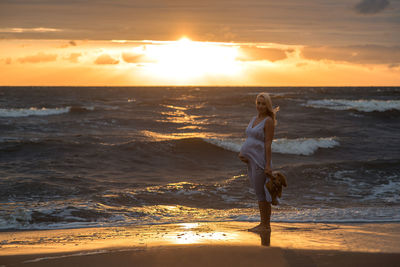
[[264, 166, 272, 177]]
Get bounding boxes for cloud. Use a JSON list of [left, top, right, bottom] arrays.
[[121, 52, 156, 63], [1, 0, 399, 46], [121, 53, 145, 63], [301, 45, 400, 65], [1, 58, 12, 65], [237, 46, 287, 62], [0, 27, 62, 33], [296, 62, 308, 68], [354, 0, 390, 14], [94, 54, 119, 65], [59, 40, 78, 48], [204, 26, 237, 42], [65, 53, 82, 63], [18, 52, 57, 63]]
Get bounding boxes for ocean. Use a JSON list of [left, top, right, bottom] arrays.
[[0, 86, 399, 230]]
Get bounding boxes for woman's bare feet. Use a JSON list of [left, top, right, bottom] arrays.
[[248, 223, 271, 233], [248, 201, 271, 233]]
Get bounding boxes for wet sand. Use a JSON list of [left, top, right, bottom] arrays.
[[1, 222, 400, 266]]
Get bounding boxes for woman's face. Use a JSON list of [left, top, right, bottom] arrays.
[[256, 96, 268, 115]]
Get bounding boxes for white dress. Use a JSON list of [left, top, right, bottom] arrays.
[[240, 116, 272, 202]]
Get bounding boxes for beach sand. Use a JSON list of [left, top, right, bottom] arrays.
[[1, 222, 400, 266]]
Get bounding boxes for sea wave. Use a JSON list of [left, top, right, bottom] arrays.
[[304, 99, 400, 112], [270, 207, 400, 223], [1, 159, 399, 230], [1, 203, 399, 231], [204, 137, 339, 156], [203, 138, 243, 152], [272, 137, 339, 156], [363, 176, 400, 203], [1, 136, 338, 157], [0, 106, 94, 118]]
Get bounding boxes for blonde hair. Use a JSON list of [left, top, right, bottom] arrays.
[[256, 92, 279, 126]]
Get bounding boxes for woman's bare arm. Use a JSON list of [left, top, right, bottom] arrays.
[[264, 117, 274, 176], [238, 153, 249, 163]]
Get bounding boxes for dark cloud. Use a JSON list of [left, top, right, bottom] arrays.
[[94, 54, 119, 64], [59, 40, 78, 48], [18, 52, 57, 63], [301, 45, 400, 65], [237, 47, 287, 62], [1, 0, 399, 46], [203, 26, 236, 42], [354, 0, 390, 14]]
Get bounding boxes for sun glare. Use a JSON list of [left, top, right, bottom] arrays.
[[143, 37, 241, 82]]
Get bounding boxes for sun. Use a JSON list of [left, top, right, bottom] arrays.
[[142, 37, 241, 83]]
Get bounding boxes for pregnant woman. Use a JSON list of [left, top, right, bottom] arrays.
[[239, 92, 279, 233]]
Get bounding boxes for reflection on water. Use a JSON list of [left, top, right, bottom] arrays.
[[161, 105, 188, 111], [259, 230, 271, 246], [140, 130, 216, 140], [167, 223, 239, 245], [158, 104, 209, 125], [247, 229, 271, 247], [2, 222, 397, 256]]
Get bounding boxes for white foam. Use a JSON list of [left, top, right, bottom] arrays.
[[0, 208, 33, 230], [0, 107, 70, 117], [364, 176, 400, 203], [2, 202, 400, 231], [270, 207, 400, 223], [204, 137, 339, 156], [203, 138, 243, 152], [272, 137, 339, 155], [305, 99, 400, 112]]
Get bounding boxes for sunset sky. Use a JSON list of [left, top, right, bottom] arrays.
[[0, 0, 399, 86]]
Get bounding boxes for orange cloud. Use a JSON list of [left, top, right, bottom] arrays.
[[121, 52, 145, 63], [94, 54, 119, 65], [1, 58, 12, 65], [1, 39, 399, 86], [65, 53, 82, 63], [18, 52, 57, 63], [121, 52, 156, 63], [0, 27, 62, 33], [237, 46, 287, 62]]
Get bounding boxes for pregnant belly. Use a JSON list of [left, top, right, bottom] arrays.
[[240, 140, 264, 166]]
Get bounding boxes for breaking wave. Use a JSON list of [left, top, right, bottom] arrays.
[[272, 137, 339, 156], [204, 137, 339, 156], [0, 106, 94, 118], [304, 99, 400, 112]]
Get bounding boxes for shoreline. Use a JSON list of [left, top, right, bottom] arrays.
[[1, 222, 400, 266]]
